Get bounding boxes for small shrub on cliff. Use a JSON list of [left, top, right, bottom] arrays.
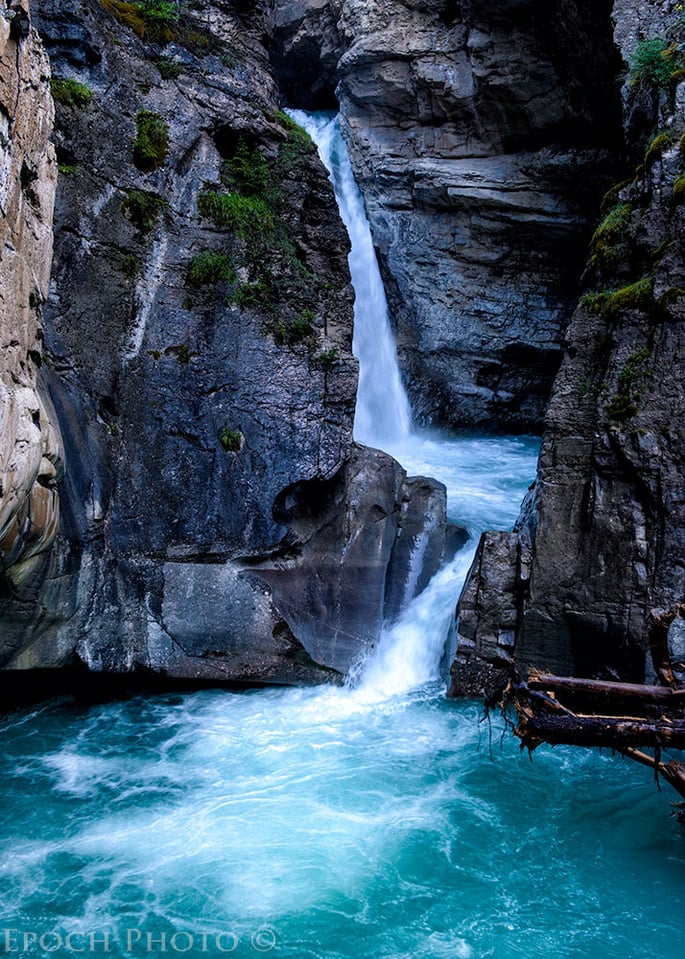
[[590, 202, 632, 269], [198, 191, 275, 243], [50, 77, 93, 108], [132, 110, 169, 171], [221, 138, 274, 200], [273, 308, 316, 346], [606, 347, 651, 422], [122, 189, 167, 233], [186, 251, 236, 288], [220, 427, 242, 452], [630, 38, 676, 91], [156, 58, 183, 80], [99, 0, 176, 44]]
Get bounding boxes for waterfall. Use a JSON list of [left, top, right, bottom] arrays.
[[288, 110, 539, 698], [288, 111, 412, 448]]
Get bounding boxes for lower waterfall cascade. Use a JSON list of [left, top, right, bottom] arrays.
[[1, 114, 684, 959]]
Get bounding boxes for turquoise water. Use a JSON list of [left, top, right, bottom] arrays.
[[1, 683, 684, 959], [1, 433, 684, 959]]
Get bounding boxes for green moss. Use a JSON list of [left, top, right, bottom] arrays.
[[674, 174, 685, 201], [275, 113, 316, 172], [186, 250, 236, 287], [132, 109, 169, 171], [599, 179, 631, 216], [590, 202, 632, 269], [581, 290, 612, 314], [58, 164, 77, 175], [220, 427, 242, 452], [122, 189, 167, 233], [604, 276, 655, 317], [645, 132, 673, 168], [50, 77, 93, 107]]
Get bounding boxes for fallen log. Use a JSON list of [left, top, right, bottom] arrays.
[[508, 675, 685, 810], [528, 673, 685, 705]]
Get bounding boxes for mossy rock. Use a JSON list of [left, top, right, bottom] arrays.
[[122, 188, 167, 233], [132, 109, 169, 171], [645, 132, 673, 168], [50, 77, 93, 108], [603, 277, 655, 318], [186, 250, 236, 288]]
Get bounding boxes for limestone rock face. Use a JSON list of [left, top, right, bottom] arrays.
[[0, 0, 63, 588], [451, 0, 685, 691], [0, 0, 447, 684], [271, 0, 623, 430]]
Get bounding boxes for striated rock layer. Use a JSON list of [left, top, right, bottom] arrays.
[[451, 0, 685, 697], [0, 0, 448, 686], [271, 0, 624, 431], [0, 0, 63, 591]]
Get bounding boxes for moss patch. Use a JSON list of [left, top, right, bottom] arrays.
[[186, 250, 236, 287]]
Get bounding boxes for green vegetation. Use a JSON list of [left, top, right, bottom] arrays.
[[275, 111, 316, 170], [165, 343, 192, 363], [603, 277, 654, 317], [590, 202, 632, 269], [630, 37, 676, 91], [120, 253, 141, 277], [58, 164, 77, 176], [233, 280, 274, 309], [121, 189, 167, 233], [582, 290, 612, 314], [186, 250, 236, 287], [606, 347, 652, 422], [644, 131, 673, 167], [221, 138, 274, 200], [50, 77, 93, 107], [273, 308, 315, 346], [313, 348, 339, 370], [156, 58, 183, 79], [98, 0, 219, 52], [198, 191, 275, 242], [220, 427, 242, 452], [674, 174, 685, 201], [132, 109, 169, 171]]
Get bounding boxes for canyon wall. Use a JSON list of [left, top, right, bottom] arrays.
[[271, 0, 624, 431], [0, 1, 63, 596], [452, 0, 685, 696], [0, 0, 447, 686]]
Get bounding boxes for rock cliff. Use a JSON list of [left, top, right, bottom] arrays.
[[0, 0, 448, 686], [271, 0, 624, 431], [451, 0, 685, 696], [0, 0, 62, 592]]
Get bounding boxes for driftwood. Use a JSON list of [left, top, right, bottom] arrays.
[[507, 673, 685, 811]]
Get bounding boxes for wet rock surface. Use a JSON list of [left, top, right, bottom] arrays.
[[0, 0, 447, 685], [271, 0, 624, 431], [452, 0, 685, 691]]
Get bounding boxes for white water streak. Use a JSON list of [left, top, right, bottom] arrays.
[[289, 111, 412, 447]]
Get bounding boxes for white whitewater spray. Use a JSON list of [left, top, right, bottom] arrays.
[[288, 111, 412, 447]]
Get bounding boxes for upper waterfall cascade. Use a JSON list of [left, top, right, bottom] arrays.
[[288, 111, 413, 448]]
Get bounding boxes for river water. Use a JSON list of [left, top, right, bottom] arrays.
[[1, 115, 683, 959]]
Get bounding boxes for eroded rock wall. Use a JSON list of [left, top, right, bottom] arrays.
[[271, 0, 624, 430], [0, 0, 63, 592], [451, 0, 685, 697], [0, 0, 447, 684]]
